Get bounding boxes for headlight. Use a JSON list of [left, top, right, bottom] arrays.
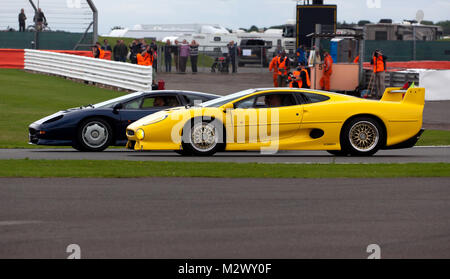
[[143, 114, 168, 126], [136, 129, 145, 140]]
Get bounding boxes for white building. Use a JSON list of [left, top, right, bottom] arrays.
[[107, 24, 231, 40]]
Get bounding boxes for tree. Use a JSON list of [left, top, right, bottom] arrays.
[[420, 20, 434, 25], [358, 20, 371, 26], [268, 25, 285, 29], [248, 25, 259, 32], [436, 20, 450, 35]]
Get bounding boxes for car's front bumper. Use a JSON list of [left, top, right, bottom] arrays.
[[28, 123, 74, 146]]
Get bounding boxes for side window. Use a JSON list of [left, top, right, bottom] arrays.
[[183, 95, 209, 106], [254, 96, 267, 108], [234, 96, 256, 109], [234, 93, 297, 109], [141, 97, 155, 108], [263, 93, 297, 108], [141, 96, 181, 109], [302, 93, 330, 104], [123, 98, 142, 109]]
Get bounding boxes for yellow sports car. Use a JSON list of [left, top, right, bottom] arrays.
[[126, 87, 425, 156]]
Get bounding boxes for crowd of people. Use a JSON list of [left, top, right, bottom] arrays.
[[93, 38, 205, 75], [162, 39, 200, 73], [92, 38, 242, 76], [268, 45, 332, 92]]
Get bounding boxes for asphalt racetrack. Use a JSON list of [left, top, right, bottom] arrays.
[[1, 146, 449, 163], [0, 177, 449, 258]]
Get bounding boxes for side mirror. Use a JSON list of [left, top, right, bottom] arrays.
[[222, 103, 234, 112], [113, 103, 123, 112]]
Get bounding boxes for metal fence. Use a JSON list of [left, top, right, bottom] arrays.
[[363, 69, 420, 88], [320, 40, 450, 62], [152, 45, 273, 74], [25, 49, 153, 91], [0, 0, 97, 50]]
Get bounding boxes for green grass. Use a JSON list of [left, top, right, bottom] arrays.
[[0, 69, 124, 148], [0, 160, 448, 178], [417, 130, 450, 146]]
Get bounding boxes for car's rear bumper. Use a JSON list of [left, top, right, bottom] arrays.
[[383, 129, 425, 150]]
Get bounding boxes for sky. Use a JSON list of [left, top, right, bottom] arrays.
[[92, 0, 450, 34]]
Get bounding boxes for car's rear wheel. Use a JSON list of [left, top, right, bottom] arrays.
[[76, 118, 113, 152], [181, 119, 224, 156], [341, 117, 384, 156]]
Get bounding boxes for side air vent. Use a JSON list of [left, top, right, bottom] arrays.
[[310, 129, 324, 139], [43, 115, 63, 124]]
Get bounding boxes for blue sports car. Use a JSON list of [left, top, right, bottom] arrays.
[[29, 90, 220, 151]]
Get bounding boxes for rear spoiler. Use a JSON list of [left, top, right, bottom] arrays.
[[380, 87, 425, 106]]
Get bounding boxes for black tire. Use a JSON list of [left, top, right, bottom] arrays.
[[181, 118, 225, 156], [340, 117, 384, 156], [174, 149, 193, 156], [327, 150, 349, 156], [76, 118, 113, 152], [71, 142, 83, 151]]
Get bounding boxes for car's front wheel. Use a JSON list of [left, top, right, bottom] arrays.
[[76, 118, 113, 152], [341, 117, 384, 156], [181, 119, 224, 156]]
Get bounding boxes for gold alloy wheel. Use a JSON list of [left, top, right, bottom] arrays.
[[190, 122, 218, 152], [348, 121, 379, 152]]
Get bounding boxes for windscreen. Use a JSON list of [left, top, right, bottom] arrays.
[[200, 89, 256, 108], [94, 92, 142, 108]]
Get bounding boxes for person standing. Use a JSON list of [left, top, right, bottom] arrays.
[[102, 39, 112, 52], [33, 8, 46, 31], [113, 40, 121, 61], [296, 45, 307, 67], [227, 41, 237, 73], [137, 45, 156, 85], [190, 40, 199, 74], [18, 9, 27, 32], [164, 40, 173, 72], [113, 40, 128, 62], [179, 40, 190, 73], [370, 49, 388, 98], [93, 42, 105, 59], [129, 40, 141, 64], [276, 51, 290, 87], [149, 39, 158, 72], [320, 51, 333, 91], [173, 40, 180, 72], [269, 52, 280, 87]]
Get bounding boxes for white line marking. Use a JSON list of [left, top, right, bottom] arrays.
[[414, 146, 450, 148]]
